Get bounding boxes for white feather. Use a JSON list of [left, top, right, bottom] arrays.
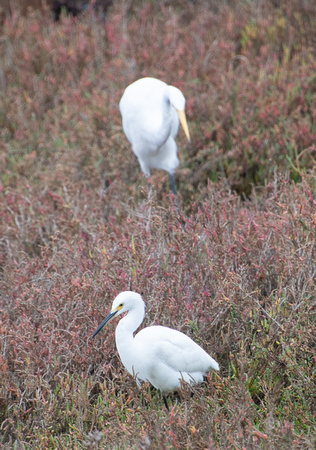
[[93, 291, 219, 394], [119, 78, 190, 192]]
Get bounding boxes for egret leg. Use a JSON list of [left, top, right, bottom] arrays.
[[147, 178, 154, 202], [163, 394, 169, 411], [170, 173, 177, 195]]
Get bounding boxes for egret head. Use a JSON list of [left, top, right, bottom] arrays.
[[92, 291, 144, 338], [167, 86, 186, 111], [167, 86, 190, 142]]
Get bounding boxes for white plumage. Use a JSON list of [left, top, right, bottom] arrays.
[[92, 291, 219, 400], [119, 77, 190, 194]]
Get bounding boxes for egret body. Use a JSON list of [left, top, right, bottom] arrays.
[[119, 78, 190, 194], [92, 291, 219, 402]]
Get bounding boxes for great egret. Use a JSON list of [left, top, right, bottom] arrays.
[[92, 291, 219, 408], [119, 78, 191, 194]]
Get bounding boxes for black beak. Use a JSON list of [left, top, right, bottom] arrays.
[[92, 310, 118, 338]]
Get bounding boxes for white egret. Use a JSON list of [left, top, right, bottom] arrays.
[[119, 77, 191, 195], [92, 291, 219, 408]]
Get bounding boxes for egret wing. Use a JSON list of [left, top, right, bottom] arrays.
[[135, 326, 219, 374]]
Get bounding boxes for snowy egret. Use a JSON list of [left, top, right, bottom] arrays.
[[119, 78, 191, 194], [92, 291, 219, 407]]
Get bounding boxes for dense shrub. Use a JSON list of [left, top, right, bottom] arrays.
[[0, 0, 315, 448]]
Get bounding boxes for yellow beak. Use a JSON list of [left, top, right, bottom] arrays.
[[176, 109, 191, 142]]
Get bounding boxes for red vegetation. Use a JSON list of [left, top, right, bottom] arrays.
[[0, 0, 315, 447]]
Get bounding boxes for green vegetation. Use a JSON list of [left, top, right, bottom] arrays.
[[0, 0, 315, 448]]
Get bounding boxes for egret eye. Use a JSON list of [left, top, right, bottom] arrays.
[[119, 303, 123, 308]]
